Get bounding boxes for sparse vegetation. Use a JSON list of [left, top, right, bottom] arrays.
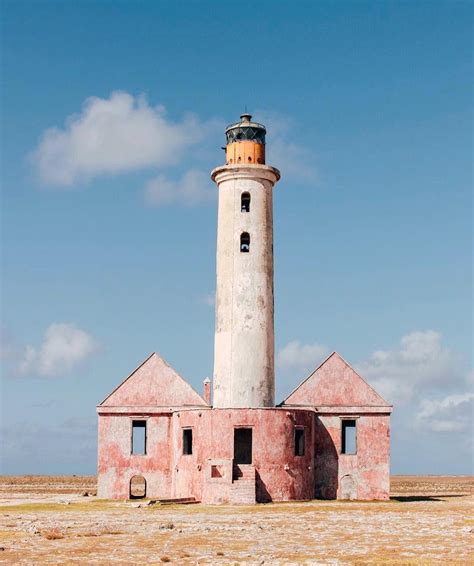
[[0, 475, 472, 564]]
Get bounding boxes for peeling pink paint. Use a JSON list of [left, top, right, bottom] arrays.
[[97, 351, 392, 502]]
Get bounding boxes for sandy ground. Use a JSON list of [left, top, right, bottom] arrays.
[[0, 476, 472, 565]]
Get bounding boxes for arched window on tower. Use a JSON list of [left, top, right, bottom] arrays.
[[240, 232, 250, 253], [241, 192, 250, 213]]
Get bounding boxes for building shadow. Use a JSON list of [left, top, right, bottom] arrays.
[[256, 470, 272, 503], [391, 494, 467, 502], [314, 416, 338, 499]]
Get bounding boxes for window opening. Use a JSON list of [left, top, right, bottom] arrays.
[[241, 192, 250, 213], [211, 465, 223, 478], [132, 420, 146, 455], [294, 428, 305, 456], [183, 428, 193, 455], [341, 419, 357, 454], [240, 232, 250, 252]]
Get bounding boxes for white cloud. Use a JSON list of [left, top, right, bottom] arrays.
[[417, 393, 474, 433], [31, 97, 317, 205], [277, 331, 472, 438], [356, 330, 465, 404], [144, 169, 214, 207], [32, 91, 204, 186], [18, 323, 99, 377], [277, 340, 329, 376]]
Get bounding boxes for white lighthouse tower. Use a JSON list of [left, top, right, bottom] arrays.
[[211, 113, 280, 408]]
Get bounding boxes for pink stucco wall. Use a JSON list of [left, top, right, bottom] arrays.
[[97, 351, 392, 502], [97, 408, 314, 502], [314, 413, 391, 500], [174, 408, 314, 503], [97, 412, 173, 499], [282, 351, 392, 501]]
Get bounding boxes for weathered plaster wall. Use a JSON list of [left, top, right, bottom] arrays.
[[211, 165, 280, 408], [314, 413, 391, 500], [174, 408, 314, 503], [98, 408, 314, 502], [97, 413, 173, 499]]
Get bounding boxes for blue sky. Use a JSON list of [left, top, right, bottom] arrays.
[[1, 1, 472, 475]]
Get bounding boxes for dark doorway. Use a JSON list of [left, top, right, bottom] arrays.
[[234, 428, 252, 464]]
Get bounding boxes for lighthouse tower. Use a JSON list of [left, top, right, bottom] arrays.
[[211, 114, 280, 408]]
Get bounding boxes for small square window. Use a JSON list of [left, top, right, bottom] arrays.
[[294, 428, 305, 456], [211, 465, 223, 478], [183, 429, 193, 455]]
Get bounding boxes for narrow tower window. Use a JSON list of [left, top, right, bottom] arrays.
[[241, 192, 250, 212], [240, 232, 250, 253]]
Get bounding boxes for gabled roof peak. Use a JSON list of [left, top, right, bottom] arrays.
[[281, 349, 391, 408], [98, 351, 207, 408]]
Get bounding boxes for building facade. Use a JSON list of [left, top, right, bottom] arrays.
[[97, 114, 392, 503]]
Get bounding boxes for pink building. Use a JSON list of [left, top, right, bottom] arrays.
[[97, 114, 392, 503]]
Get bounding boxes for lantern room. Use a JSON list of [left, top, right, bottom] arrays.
[[225, 113, 266, 165]]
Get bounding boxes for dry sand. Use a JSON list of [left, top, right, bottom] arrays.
[[0, 475, 472, 565]]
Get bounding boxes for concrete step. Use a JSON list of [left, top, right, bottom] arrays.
[[231, 474, 256, 504], [233, 465, 256, 481]]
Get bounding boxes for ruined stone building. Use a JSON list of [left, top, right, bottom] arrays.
[[97, 114, 392, 503]]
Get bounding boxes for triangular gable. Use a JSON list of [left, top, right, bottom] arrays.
[[282, 351, 390, 407], [99, 352, 207, 407]]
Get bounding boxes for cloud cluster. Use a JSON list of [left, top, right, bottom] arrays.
[[33, 91, 203, 187], [417, 393, 474, 433], [17, 323, 99, 378], [276, 330, 472, 437], [31, 93, 317, 207], [144, 169, 214, 207], [277, 340, 329, 377], [356, 330, 466, 404]]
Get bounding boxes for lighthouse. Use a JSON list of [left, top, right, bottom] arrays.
[[97, 111, 392, 505], [211, 114, 280, 408]]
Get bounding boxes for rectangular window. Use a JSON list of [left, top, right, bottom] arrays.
[[341, 419, 357, 454], [183, 428, 193, 455], [132, 420, 146, 455], [294, 428, 305, 456]]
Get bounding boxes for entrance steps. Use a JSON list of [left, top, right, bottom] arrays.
[[231, 464, 256, 504]]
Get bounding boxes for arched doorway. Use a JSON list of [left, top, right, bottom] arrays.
[[130, 475, 146, 499], [340, 474, 356, 500]]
